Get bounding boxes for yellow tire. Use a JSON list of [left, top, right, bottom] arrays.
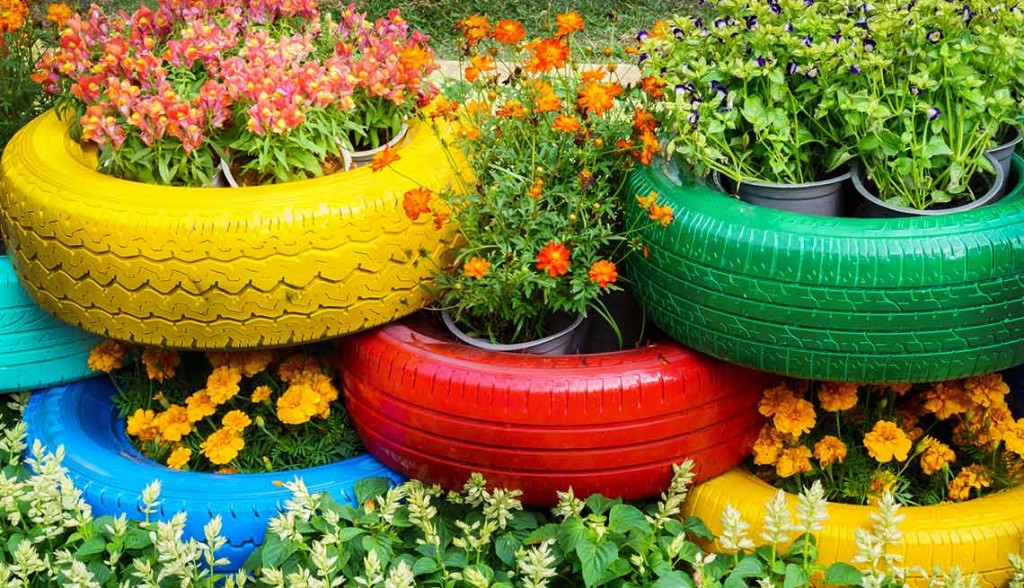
[[0, 111, 462, 350], [684, 469, 1024, 587]]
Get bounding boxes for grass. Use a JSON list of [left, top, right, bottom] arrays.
[[94, 0, 697, 59]]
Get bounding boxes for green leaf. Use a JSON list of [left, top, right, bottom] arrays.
[[682, 516, 714, 541], [609, 504, 651, 535], [412, 556, 438, 576], [336, 527, 367, 543], [558, 517, 590, 552], [652, 571, 696, 588], [124, 527, 152, 551], [495, 533, 521, 567], [783, 563, 811, 588], [740, 96, 768, 129], [74, 536, 108, 559], [261, 538, 299, 569], [922, 136, 953, 159], [354, 477, 390, 505], [824, 562, 863, 586], [585, 494, 618, 515], [86, 561, 111, 584], [724, 555, 766, 588], [523, 523, 560, 545], [577, 539, 619, 588]]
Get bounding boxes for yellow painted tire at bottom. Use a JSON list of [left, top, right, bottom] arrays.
[[0, 111, 463, 350], [684, 469, 1024, 587]]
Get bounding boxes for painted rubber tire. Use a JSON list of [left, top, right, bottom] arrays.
[[0, 255, 98, 392], [339, 320, 775, 506], [626, 155, 1024, 383], [685, 469, 1024, 587], [0, 111, 461, 350], [23, 377, 403, 570]]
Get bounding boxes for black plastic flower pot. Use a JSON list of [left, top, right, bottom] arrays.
[[713, 170, 851, 217], [853, 153, 1006, 218]]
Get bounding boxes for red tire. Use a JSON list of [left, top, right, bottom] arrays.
[[340, 320, 773, 505]]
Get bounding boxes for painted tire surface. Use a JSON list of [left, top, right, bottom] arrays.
[[0, 111, 462, 350], [0, 255, 98, 393], [627, 155, 1024, 383], [23, 377, 403, 570], [339, 320, 774, 506], [685, 469, 1024, 587]]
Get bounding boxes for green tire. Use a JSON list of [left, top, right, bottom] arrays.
[[626, 156, 1024, 383]]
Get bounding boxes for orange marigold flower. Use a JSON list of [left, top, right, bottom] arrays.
[[580, 68, 606, 84], [465, 54, 496, 82], [534, 89, 562, 113], [922, 380, 970, 420], [0, 0, 27, 33], [492, 19, 526, 44], [234, 350, 274, 378], [278, 355, 322, 383], [888, 383, 913, 395], [142, 347, 181, 382], [463, 257, 491, 280], [869, 470, 898, 496], [370, 145, 401, 172], [813, 435, 847, 468], [458, 14, 492, 46], [528, 177, 544, 198], [402, 187, 433, 221], [399, 43, 434, 71], [304, 371, 338, 418], [635, 191, 659, 210], [432, 209, 450, 230], [775, 446, 813, 478], [554, 11, 584, 38], [552, 113, 581, 133], [633, 108, 659, 134], [126, 408, 159, 442], [154, 405, 192, 443], [588, 260, 618, 288], [817, 382, 859, 412], [251, 385, 273, 403], [222, 410, 252, 432], [637, 130, 659, 165], [576, 81, 623, 117], [948, 464, 991, 501], [1003, 419, 1024, 456], [166, 446, 191, 470], [88, 339, 130, 373], [863, 420, 912, 463], [524, 38, 569, 74], [578, 169, 594, 191], [648, 203, 674, 227], [496, 99, 526, 118], [46, 3, 73, 28], [535, 242, 571, 277], [752, 425, 785, 466], [640, 75, 667, 99], [276, 383, 321, 425], [772, 396, 816, 437], [965, 373, 1009, 408], [185, 390, 217, 423], [216, 467, 239, 474], [200, 427, 245, 466], [456, 121, 482, 141], [207, 366, 243, 405], [919, 436, 956, 475]]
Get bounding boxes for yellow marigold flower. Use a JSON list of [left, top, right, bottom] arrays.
[[166, 446, 191, 470], [126, 408, 159, 442], [205, 351, 233, 369], [869, 470, 898, 496], [752, 425, 785, 466], [200, 427, 245, 466], [775, 446, 812, 478], [1002, 419, 1024, 457], [154, 405, 192, 443], [813, 435, 847, 468], [216, 467, 239, 474], [965, 373, 1009, 408], [278, 355, 322, 383], [816, 382, 858, 412], [222, 410, 252, 432], [236, 350, 275, 378], [863, 420, 912, 463], [87, 339, 130, 373], [206, 366, 242, 405], [888, 383, 912, 395], [918, 436, 956, 475], [947, 464, 992, 502], [772, 397, 816, 437], [141, 347, 180, 382], [922, 380, 969, 420], [300, 372, 338, 418], [251, 385, 273, 403], [185, 390, 217, 423], [276, 383, 321, 425], [757, 383, 795, 418]]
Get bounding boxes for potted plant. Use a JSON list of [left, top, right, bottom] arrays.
[[376, 13, 669, 352], [835, 0, 1019, 216], [686, 374, 1024, 584], [634, 0, 854, 216], [2, 0, 464, 350]]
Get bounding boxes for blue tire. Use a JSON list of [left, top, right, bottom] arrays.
[[0, 255, 99, 392], [23, 376, 404, 570]]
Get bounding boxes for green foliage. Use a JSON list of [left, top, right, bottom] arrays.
[[0, 3, 60, 153]]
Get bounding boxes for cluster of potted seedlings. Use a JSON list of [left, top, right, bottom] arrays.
[[0, 0, 1023, 584]]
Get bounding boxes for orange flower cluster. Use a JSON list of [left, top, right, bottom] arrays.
[[0, 0, 27, 33]]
